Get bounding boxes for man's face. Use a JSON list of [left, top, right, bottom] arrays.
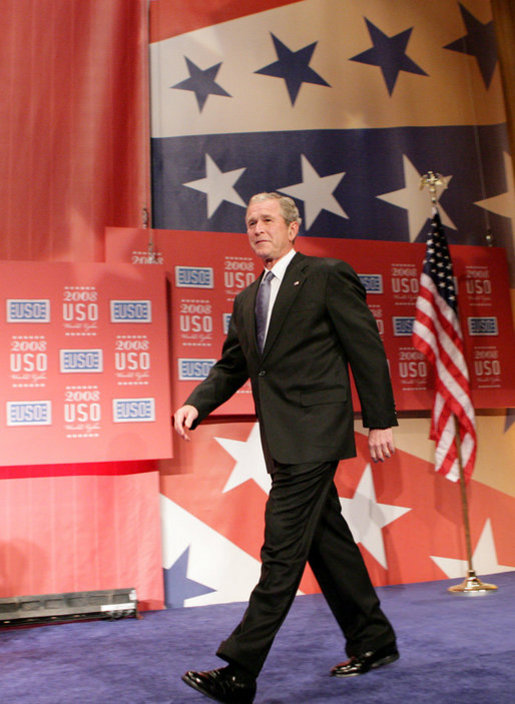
[[246, 198, 298, 267]]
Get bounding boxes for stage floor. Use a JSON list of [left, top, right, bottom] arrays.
[[2, 571, 514, 703]]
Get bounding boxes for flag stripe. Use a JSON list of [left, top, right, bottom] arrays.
[[415, 285, 476, 424], [416, 282, 467, 359], [414, 314, 474, 418]]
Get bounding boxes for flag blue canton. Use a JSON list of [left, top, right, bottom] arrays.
[[422, 211, 458, 312]]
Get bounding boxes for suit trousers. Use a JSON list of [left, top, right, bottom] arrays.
[[216, 458, 396, 677]]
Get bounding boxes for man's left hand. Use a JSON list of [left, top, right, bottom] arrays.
[[368, 428, 395, 463]]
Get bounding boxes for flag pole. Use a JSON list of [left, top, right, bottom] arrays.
[[447, 416, 497, 595], [419, 173, 498, 596]]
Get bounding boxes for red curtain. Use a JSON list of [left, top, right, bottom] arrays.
[[0, 1, 163, 610], [0, 0, 150, 262]]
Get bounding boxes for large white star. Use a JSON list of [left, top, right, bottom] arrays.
[[278, 154, 347, 229], [377, 155, 455, 241], [215, 423, 271, 494], [339, 464, 411, 569], [160, 494, 263, 606], [430, 518, 515, 578], [183, 153, 246, 218], [475, 152, 515, 226]]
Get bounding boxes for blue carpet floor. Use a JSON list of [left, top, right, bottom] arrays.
[[1, 571, 514, 704]]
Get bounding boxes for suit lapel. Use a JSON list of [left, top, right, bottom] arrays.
[[262, 253, 308, 357]]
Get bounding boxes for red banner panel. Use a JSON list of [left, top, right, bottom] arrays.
[[0, 261, 173, 466], [106, 228, 261, 416], [105, 228, 515, 413], [299, 238, 515, 410]]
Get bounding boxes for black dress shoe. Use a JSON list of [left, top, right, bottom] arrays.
[[182, 666, 256, 703], [330, 643, 399, 678]]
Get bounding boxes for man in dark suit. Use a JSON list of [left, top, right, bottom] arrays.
[[174, 192, 399, 704]]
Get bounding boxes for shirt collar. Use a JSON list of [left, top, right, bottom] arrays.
[[266, 248, 296, 283]]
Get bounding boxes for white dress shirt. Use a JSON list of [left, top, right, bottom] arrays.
[[259, 248, 297, 341]]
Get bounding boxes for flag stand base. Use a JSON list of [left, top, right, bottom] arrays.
[[448, 569, 498, 596]]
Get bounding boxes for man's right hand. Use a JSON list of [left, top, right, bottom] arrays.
[[173, 404, 199, 441]]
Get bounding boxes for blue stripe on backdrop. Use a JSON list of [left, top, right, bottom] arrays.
[[151, 123, 512, 249], [1, 571, 514, 703]]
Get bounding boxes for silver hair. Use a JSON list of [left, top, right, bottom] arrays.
[[247, 192, 302, 227]]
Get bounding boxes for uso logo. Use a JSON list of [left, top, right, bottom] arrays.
[[178, 358, 216, 380], [7, 400, 52, 426], [7, 299, 50, 323], [113, 398, 155, 422], [175, 266, 214, 289], [110, 300, 152, 323], [60, 349, 103, 373], [467, 317, 498, 336], [358, 274, 383, 294], [223, 313, 232, 335], [393, 317, 414, 336]]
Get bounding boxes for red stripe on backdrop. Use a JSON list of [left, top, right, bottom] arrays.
[[0, 461, 157, 481], [149, 0, 301, 41]]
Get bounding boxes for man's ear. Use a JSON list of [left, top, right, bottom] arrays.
[[289, 221, 299, 241]]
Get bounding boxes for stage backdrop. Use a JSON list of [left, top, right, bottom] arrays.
[[106, 226, 515, 605], [149, 0, 515, 607], [150, 0, 514, 263]]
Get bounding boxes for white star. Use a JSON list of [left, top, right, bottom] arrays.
[[339, 464, 411, 568], [160, 494, 263, 606], [475, 152, 515, 225], [278, 154, 347, 229], [377, 155, 455, 241], [215, 423, 271, 494], [430, 518, 515, 578], [183, 153, 246, 218]]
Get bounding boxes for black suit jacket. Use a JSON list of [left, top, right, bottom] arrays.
[[185, 252, 397, 464]]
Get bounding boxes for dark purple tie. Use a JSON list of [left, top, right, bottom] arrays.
[[255, 270, 274, 352]]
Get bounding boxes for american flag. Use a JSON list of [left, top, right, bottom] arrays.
[[412, 209, 477, 482]]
